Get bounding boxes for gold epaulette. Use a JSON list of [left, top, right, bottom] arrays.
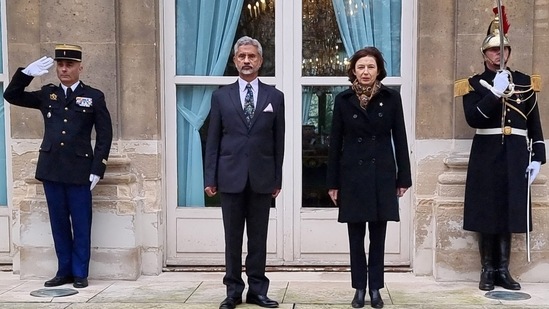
[[454, 78, 473, 97], [531, 74, 542, 92]]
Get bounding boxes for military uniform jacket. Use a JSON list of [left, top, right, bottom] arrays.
[[326, 86, 412, 223], [4, 68, 113, 185], [462, 67, 546, 233]]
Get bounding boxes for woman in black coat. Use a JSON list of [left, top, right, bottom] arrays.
[[327, 47, 412, 308]]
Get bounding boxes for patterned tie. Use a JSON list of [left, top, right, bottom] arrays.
[[244, 83, 255, 127]]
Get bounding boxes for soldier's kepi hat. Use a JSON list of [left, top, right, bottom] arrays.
[[54, 44, 82, 62]]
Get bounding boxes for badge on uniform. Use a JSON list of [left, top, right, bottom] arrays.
[[76, 97, 93, 107], [50, 93, 57, 100]]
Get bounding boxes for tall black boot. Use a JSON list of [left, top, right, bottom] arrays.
[[478, 233, 495, 291], [494, 233, 521, 290]]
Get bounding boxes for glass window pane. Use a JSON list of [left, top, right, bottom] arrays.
[[301, 85, 401, 208], [302, 86, 347, 207], [303, 0, 402, 77], [302, 0, 347, 77], [175, 0, 275, 76]]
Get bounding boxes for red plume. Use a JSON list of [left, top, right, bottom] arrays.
[[493, 5, 510, 35]]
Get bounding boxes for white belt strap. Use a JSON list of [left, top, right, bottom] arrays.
[[476, 127, 528, 137]]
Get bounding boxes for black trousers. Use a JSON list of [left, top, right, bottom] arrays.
[[347, 221, 388, 290], [220, 184, 272, 298]]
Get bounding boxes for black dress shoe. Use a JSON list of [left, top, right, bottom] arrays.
[[351, 289, 366, 308], [369, 289, 384, 308], [73, 277, 88, 288], [219, 296, 242, 309], [246, 293, 279, 308], [44, 276, 73, 287]]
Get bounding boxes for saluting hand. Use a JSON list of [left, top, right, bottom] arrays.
[[22, 56, 54, 77]]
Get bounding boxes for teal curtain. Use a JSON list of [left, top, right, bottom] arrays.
[[332, 0, 401, 76], [175, 0, 243, 206]]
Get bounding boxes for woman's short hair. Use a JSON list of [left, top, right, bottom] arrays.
[[346, 47, 387, 82], [233, 36, 263, 57]]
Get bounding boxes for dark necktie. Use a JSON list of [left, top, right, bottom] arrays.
[[244, 83, 255, 127], [66, 87, 73, 99]]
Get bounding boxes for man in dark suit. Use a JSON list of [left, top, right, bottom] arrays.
[[204, 36, 285, 309], [4, 44, 113, 289]]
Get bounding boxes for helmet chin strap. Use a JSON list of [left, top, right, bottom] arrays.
[[484, 54, 508, 71]]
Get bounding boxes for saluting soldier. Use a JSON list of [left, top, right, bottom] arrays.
[[3, 44, 113, 289], [455, 7, 545, 291]]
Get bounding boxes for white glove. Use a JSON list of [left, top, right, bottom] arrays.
[[490, 70, 510, 97], [22, 56, 54, 77], [526, 161, 541, 186], [89, 174, 100, 191]]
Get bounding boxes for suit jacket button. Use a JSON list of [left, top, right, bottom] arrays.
[[60, 142, 64, 146], [65, 107, 68, 111], [64, 119, 68, 123]]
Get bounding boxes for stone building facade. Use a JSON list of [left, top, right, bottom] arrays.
[[1, 0, 548, 282]]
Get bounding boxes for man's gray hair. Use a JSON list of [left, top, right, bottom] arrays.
[[233, 36, 263, 56]]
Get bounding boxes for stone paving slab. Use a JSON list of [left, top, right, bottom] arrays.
[[0, 305, 69, 309], [1, 271, 549, 308], [88, 280, 197, 303]]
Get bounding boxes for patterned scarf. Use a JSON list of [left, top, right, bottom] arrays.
[[352, 79, 381, 109]]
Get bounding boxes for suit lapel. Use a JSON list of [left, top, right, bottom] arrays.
[[54, 87, 66, 106], [228, 81, 248, 126], [250, 81, 269, 128]]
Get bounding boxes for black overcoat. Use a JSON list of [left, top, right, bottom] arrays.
[[326, 85, 412, 223], [462, 68, 546, 233], [4, 68, 113, 185]]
